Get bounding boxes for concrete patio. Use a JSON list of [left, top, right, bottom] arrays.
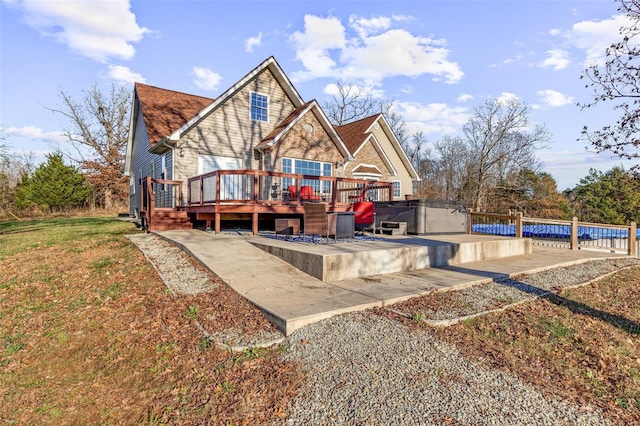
[[156, 230, 627, 335]]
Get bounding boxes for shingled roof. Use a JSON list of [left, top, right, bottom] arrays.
[[333, 115, 379, 155], [135, 83, 213, 147]]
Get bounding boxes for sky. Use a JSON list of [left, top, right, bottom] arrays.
[[1, 0, 637, 190]]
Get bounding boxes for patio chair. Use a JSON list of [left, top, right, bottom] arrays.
[[300, 185, 321, 201], [353, 201, 375, 235], [288, 185, 321, 202], [303, 202, 331, 243]]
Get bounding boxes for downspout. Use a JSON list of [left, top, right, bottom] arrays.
[[255, 145, 266, 171], [159, 139, 181, 207]]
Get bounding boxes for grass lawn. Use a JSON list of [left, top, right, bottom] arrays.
[[2, 215, 638, 424], [0, 216, 301, 425]]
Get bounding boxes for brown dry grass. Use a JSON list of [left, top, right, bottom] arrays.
[[0, 217, 302, 425], [379, 266, 640, 425]]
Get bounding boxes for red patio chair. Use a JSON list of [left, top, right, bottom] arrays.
[[353, 201, 375, 234], [300, 185, 321, 201]]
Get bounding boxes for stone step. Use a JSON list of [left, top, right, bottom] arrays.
[[378, 221, 407, 236]]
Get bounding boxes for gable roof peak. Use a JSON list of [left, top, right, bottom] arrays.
[[166, 55, 305, 142]]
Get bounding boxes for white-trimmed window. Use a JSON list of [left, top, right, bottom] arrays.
[[393, 181, 401, 198], [198, 155, 243, 174], [282, 158, 332, 195], [250, 92, 268, 122]]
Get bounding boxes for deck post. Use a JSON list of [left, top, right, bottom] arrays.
[[199, 176, 204, 206], [466, 208, 473, 234], [515, 212, 523, 238], [254, 174, 259, 203], [252, 212, 259, 235], [214, 212, 221, 234], [570, 217, 579, 250], [629, 222, 637, 257]]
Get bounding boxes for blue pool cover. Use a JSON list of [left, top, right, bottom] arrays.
[[472, 224, 640, 240]]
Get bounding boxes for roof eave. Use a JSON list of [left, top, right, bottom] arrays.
[[123, 88, 140, 176], [373, 115, 421, 181]]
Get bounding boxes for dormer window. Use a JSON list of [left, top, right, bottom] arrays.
[[250, 92, 268, 122]]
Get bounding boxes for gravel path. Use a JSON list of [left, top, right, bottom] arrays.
[[397, 258, 640, 325], [279, 258, 639, 425], [281, 312, 613, 426], [127, 232, 638, 425], [127, 233, 214, 295]]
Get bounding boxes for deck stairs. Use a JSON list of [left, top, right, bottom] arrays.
[[378, 221, 407, 236], [145, 209, 192, 231]]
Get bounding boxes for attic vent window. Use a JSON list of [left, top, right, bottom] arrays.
[[373, 122, 380, 129], [250, 92, 268, 122]]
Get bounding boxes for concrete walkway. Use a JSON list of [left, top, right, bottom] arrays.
[[156, 230, 626, 335]]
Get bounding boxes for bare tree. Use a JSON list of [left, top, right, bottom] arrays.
[[463, 99, 550, 210], [579, 0, 640, 170], [324, 81, 394, 125], [47, 84, 130, 210], [434, 136, 470, 202], [324, 81, 413, 148], [0, 126, 8, 162]]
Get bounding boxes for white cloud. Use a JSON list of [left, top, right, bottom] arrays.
[[496, 92, 519, 104], [491, 53, 525, 68], [537, 89, 574, 107], [290, 14, 463, 85], [343, 29, 464, 84], [348, 15, 392, 38], [457, 93, 473, 103], [107, 65, 145, 85], [6, 0, 149, 63], [245, 32, 262, 53], [5, 126, 67, 144], [563, 14, 632, 67], [394, 101, 470, 135], [192, 67, 222, 91], [538, 49, 570, 71], [322, 82, 385, 100], [536, 148, 632, 189], [290, 15, 346, 80]]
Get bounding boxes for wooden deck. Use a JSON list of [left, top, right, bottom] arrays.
[[140, 170, 393, 233]]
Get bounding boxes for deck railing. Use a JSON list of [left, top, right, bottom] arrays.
[[468, 210, 638, 257], [186, 170, 393, 206], [140, 176, 184, 229]]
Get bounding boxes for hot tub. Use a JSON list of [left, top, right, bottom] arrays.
[[373, 199, 467, 235]]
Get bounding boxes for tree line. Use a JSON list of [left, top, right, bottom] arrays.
[[0, 84, 129, 216]]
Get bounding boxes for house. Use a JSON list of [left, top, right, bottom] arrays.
[[124, 56, 419, 232]]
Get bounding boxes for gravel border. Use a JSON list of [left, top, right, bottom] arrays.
[[388, 258, 640, 326], [126, 233, 285, 350]]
